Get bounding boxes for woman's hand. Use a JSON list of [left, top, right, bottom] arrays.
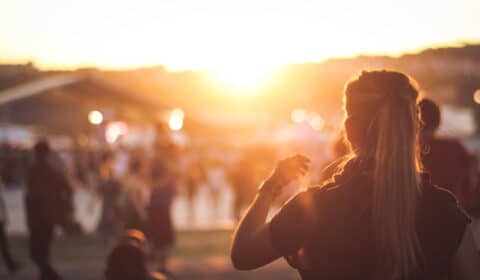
[[231, 154, 311, 270], [260, 154, 311, 197]]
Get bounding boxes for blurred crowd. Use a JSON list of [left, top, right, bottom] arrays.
[[0, 98, 480, 279], [0, 125, 317, 279]]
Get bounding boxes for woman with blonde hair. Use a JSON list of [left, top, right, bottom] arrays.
[[231, 70, 480, 279]]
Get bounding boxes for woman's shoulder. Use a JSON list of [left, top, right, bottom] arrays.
[[418, 174, 471, 261], [291, 180, 365, 212], [311, 173, 371, 197], [421, 174, 462, 205], [296, 183, 339, 201], [420, 174, 471, 224]]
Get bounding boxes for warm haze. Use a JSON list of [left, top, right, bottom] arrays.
[[1, 0, 480, 92]]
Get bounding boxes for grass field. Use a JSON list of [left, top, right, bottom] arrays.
[[0, 230, 299, 280]]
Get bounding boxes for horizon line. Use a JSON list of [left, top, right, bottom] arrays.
[[1, 38, 479, 73]]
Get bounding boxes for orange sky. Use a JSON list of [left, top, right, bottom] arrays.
[[1, 0, 479, 73]]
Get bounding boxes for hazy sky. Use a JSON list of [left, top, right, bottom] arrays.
[[1, 0, 479, 71]]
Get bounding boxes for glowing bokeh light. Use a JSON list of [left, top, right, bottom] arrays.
[[310, 114, 325, 131], [169, 108, 184, 131], [88, 110, 103, 125], [291, 108, 307, 123], [474, 89, 480, 104], [105, 121, 128, 143]]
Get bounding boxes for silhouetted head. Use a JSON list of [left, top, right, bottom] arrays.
[[343, 70, 420, 154], [120, 229, 147, 248], [343, 70, 422, 279], [105, 230, 148, 280], [33, 139, 51, 162], [418, 98, 441, 134]]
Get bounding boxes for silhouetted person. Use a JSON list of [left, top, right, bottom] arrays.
[[123, 159, 150, 232], [0, 177, 21, 274], [96, 154, 123, 246], [106, 229, 167, 280], [26, 140, 72, 280], [148, 169, 176, 274], [231, 71, 480, 279], [149, 142, 177, 275], [419, 98, 471, 207]]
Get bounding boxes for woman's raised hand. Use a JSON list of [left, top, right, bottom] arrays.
[[260, 154, 311, 197]]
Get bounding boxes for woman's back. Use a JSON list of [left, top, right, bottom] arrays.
[[269, 163, 469, 280]]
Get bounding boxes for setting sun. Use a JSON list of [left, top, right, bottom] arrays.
[[208, 63, 278, 94]]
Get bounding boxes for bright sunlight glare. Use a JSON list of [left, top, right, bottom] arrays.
[[1, 1, 479, 71], [208, 63, 278, 95]]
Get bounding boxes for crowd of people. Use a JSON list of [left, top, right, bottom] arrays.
[[0, 126, 183, 279], [22, 137, 181, 280], [0, 126, 290, 279], [0, 70, 480, 279]]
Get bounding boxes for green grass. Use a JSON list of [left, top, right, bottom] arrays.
[[8, 229, 232, 261], [173, 229, 232, 259], [2, 230, 298, 279]]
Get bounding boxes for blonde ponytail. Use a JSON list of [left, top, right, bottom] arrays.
[[344, 70, 422, 279], [372, 93, 421, 279]]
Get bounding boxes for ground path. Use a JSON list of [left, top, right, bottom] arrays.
[[0, 230, 299, 280]]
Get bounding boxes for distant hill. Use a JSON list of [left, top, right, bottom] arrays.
[[2, 44, 480, 118]]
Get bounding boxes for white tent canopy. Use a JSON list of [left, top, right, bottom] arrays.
[[0, 73, 84, 105]]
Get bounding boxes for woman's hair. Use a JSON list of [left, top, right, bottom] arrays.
[[343, 70, 422, 279]]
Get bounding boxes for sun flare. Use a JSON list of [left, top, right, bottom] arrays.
[[208, 63, 278, 95]]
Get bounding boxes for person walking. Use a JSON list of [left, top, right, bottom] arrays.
[[26, 140, 72, 280], [123, 159, 150, 232], [96, 154, 123, 246], [148, 141, 178, 276]]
